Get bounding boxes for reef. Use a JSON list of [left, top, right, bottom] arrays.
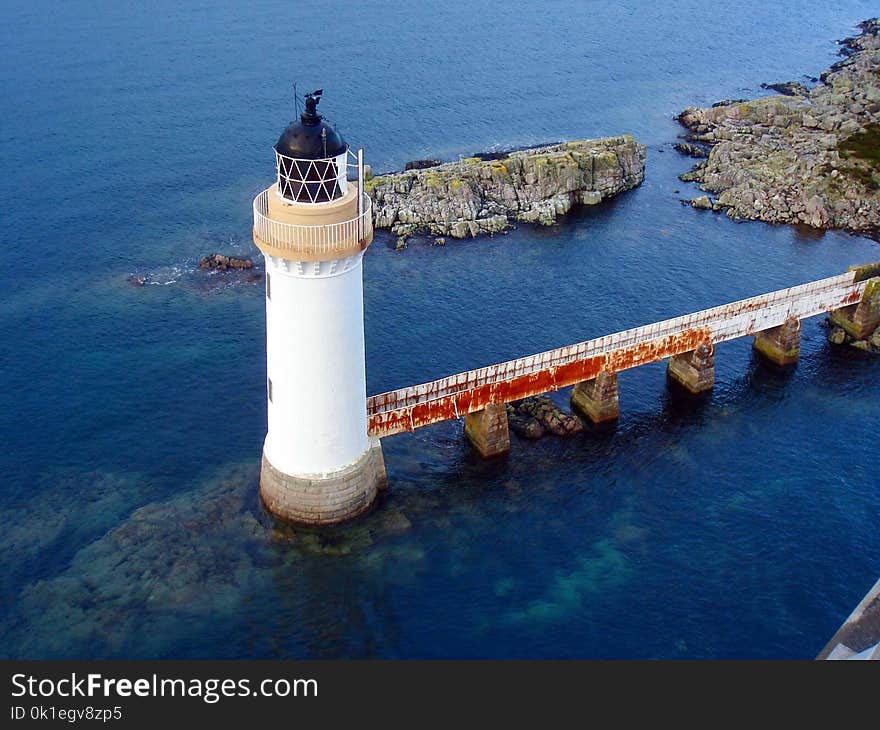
[[676, 19, 880, 236], [826, 320, 880, 353], [507, 396, 584, 439], [366, 136, 646, 242], [0, 461, 421, 658], [198, 253, 254, 271]]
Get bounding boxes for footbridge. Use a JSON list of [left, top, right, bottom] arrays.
[[367, 263, 880, 455]]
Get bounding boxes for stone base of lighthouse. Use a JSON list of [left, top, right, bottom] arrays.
[[260, 439, 387, 526]]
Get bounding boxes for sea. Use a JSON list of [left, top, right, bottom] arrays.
[[1, 0, 878, 658]]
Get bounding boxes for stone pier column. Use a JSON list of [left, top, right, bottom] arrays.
[[830, 279, 880, 340], [571, 370, 619, 424], [464, 402, 510, 458], [667, 341, 715, 394], [753, 316, 801, 366]]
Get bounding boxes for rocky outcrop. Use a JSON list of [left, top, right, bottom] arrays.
[[506, 397, 584, 439], [827, 321, 880, 352], [198, 253, 253, 271], [366, 136, 646, 240], [404, 159, 440, 170], [760, 80, 812, 97], [674, 142, 709, 158], [676, 19, 880, 235]]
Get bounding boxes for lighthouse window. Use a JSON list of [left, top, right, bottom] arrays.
[[267, 377, 273, 403], [277, 155, 341, 203], [266, 272, 271, 300]]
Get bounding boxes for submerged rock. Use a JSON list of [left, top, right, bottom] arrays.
[[0, 469, 149, 600], [404, 159, 440, 170], [761, 80, 811, 97], [366, 136, 646, 239], [507, 397, 584, 439], [199, 253, 253, 271], [711, 98, 748, 108], [826, 319, 880, 352], [379, 510, 413, 536], [674, 142, 710, 158], [676, 19, 880, 236], [506, 405, 545, 439], [0, 463, 268, 658]]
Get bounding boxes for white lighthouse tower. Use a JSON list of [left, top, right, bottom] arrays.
[[252, 90, 385, 525]]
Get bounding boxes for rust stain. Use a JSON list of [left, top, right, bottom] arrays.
[[367, 274, 873, 438], [368, 327, 712, 437], [839, 288, 865, 306]]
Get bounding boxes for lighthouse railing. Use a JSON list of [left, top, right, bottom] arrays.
[[252, 189, 373, 256], [357, 147, 365, 243]]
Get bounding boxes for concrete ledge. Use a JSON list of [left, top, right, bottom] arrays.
[[260, 440, 385, 525]]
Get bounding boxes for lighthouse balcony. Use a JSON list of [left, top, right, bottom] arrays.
[[252, 186, 373, 262]]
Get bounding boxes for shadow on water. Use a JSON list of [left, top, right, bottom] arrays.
[[662, 379, 715, 422], [792, 223, 829, 242]]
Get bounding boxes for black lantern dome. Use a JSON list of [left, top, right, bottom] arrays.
[[275, 91, 347, 160], [275, 90, 348, 203]]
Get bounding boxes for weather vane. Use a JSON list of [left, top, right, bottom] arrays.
[[303, 88, 323, 119]]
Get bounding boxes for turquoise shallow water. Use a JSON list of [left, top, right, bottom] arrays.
[[1, 0, 878, 658]]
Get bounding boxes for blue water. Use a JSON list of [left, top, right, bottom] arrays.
[[1, 0, 878, 658]]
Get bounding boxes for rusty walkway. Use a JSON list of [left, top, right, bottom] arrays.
[[368, 266, 879, 438]]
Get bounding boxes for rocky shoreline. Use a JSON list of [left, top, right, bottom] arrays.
[[366, 136, 646, 244], [676, 18, 880, 236]]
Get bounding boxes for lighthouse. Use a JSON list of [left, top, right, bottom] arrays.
[[252, 90, 385, 525]]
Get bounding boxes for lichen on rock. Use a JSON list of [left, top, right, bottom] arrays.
[[676, 18, 880, 236], [367, 136, 646, 240]]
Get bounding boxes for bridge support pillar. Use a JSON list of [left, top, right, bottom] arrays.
[[753, 316, 801, 366], [464, 403, 510, 458], [829, 279, 880, 340], [571, 371, 619, 424], [667, 341, 715, 394]]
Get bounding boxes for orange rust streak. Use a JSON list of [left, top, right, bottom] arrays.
[[368, 327, 711, 437], [366, 274, 876, 437], [367, 274, 870, 418]]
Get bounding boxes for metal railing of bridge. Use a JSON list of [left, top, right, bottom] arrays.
[[367, 270, 870, 437]]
